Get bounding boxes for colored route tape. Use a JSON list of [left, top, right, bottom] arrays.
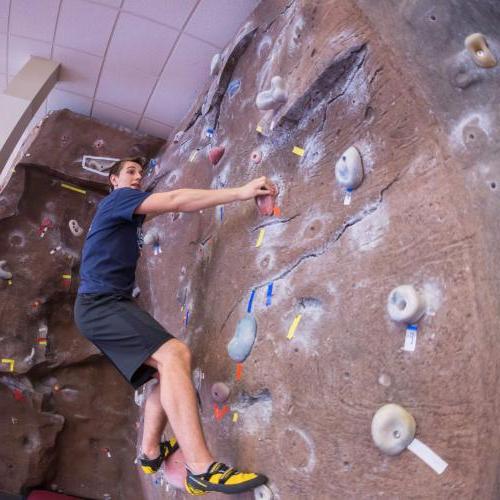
[[292, 146, 305, 157], [287, 314, 303, 340], [247, 289, 256, 313], [232, 412, 239, 423], [255, 228, 265, 248], [2, 358, 14, 372], [266, 282, 273, 306], [61, 182, 86, 195], [235, 363, 244, 381]]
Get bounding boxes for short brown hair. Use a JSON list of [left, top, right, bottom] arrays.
[[108, 156, 147, 190]]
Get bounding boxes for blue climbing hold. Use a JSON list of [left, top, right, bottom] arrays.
[[227, 313, 257, 362]]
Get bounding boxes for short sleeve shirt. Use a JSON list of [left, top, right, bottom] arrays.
[[78, 187, 151, 295]]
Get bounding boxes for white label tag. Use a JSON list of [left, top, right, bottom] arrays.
[[343, 190, 352, 205], [403, 324, 418, 352], [407, 438, 448, 474]]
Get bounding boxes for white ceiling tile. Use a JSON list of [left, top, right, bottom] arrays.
[[47, 89, 92, 116], [0, 0, 8, 34], [95, 66, 156, 113], [8, 35, 52, 75], [53, 45, 102, 97], [139, 118, 172, 140], [186, 0, 259, 48], [91, 0, 121, 7], [0, 33, 6, 72], [146, 34, 217, 124], [47, 88, 92, 115], [105, 12, 177, 75], [55, 0, 118, 56], [0, 72, 6, 92], [92, 100, 140, 129], [10, 0, 60, 42], [122, 0, 197, 30]]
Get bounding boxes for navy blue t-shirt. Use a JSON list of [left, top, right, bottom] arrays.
[[78, 187, 151, 295]]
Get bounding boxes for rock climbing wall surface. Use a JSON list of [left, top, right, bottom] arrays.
[[0, 110, 164, 499], [134, 0, 500, 498]]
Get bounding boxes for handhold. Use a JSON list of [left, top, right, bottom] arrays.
[[208, 146, 225, 166], [465, 33, 496, 68], [210, 53, 221, 76], [211, 382, 230, 404], [164, 447, 186, 489], [0, 260, 12, 280], [256, 76, 288, 111], [228, 313, 257, 363], [335, 146, 364, 190], [143, 228, 160, 245], [132, 286, 141, 298], [68, 219, 83, 237], [254, 484, 274, 500], [371, 404, 416, 455], [173, 131, 184, 144], [255, 182, 278, 216], [251, 150, 262, 164], [387, 285, 426, 324]]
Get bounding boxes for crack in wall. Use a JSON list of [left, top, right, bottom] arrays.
[[250, 213, 301, 232]]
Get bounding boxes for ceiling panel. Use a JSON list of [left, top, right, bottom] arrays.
[[55, 0, 118, 56], [139, 118, 173, 140], [47, 88, 93, 115], [122, 0, 198, 30], [92, 100, 140, 130], [0, 72, 6, 92], [145, 33, 218, 125], [0, 0, 8, 34], [10, 0, 60, 42], [8, 35, 51, 75], [53, 45, 102, 97], [105, 12, 177, 75], [0, 33, 6, 73], [91, 0, 122, 7]]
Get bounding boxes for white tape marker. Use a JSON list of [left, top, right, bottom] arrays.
[[343, 189, 352, 206], [403, 324, 418, 352], [407, 438, 448, 474]]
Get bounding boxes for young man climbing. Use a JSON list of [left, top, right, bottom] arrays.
[[74, 157, 275, 495]]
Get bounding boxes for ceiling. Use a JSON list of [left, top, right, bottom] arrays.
[[0, 0, 260, 140]]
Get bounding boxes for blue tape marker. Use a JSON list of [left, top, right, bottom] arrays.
[[266, 282, 273, 306], [185, 309, 189, 327], [228, 79, 241, 98], [220, 206, 224, 221], [247, 289, 256, 313], [407, 324, 418, 331]]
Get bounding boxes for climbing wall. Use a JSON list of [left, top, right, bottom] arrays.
[[135, 0, 500, 498]]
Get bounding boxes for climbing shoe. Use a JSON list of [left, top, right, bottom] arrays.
[[185, 462, 267, 495], [139, 438, 179, 474]]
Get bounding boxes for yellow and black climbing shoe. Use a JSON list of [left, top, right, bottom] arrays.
[[139, 438, 179, 474], [185, 462, 267, 495]]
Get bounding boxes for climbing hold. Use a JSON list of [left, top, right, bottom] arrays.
[[256, 76, 288, 110], [132, 286, 141, 298], [0, 260, 12, 280], [254, 484, 274, 500], [255, 182, 278, 216], [228, 313, 257, 363], [335, 146, 364, 190], [173, 131, 184, 144], [251, 150, 262, 164], [68, 219, 83, 237], [228, 79, 241, 98], [465, 33, 496, 68], [210, 53, 221, 76], [371, 404, 416, 455], [143, 228, 160, 246], [211, 382, 230, 404], [208, 146, 225, 166], [387, 285, 426, 324]]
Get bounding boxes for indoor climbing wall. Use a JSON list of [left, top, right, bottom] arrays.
[[134, 0, 500, 498]]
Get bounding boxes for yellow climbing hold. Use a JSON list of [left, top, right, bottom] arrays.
[[2, 358, 15, 372], [292, 146, 305, 157], [255, 228, 265, 248], [61, 182, 86, 195], [287, 314, 303, 340], [256, 124, 264, 134]]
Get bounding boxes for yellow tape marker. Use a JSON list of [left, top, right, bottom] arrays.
[[255, 228, 265, 248], [287, 314, 303, 340], [2, 358, 14, 372], [256, 124, 263, 134], [232, 412, 239, 423], [8, 280, 12, 286], [189, 150, 198, 162], [62, 274, 72, 280], [292, 146, 305, 157], [61, 182, 86, 195]]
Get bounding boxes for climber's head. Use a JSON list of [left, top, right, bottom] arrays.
[[108, 157, 146, 191]]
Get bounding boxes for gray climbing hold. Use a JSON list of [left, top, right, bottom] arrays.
[[132, 286, 141, 298], [210, 53, 222, 76], [0, 260, 12, 280], [254, 484, 274, 500], [211, 382, 230, 403], [387, 285, 426, 324], [371, 404, 416, 456], [465, 33, 496, 68], [335, 146, 364, 190], [143, 228, 160, 245], [256, 76, 288, 111], [68, 219, 83, 237], [228, 313, 257, 362], [173, 131, 184, 144]]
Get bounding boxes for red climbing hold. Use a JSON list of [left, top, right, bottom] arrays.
[[255, 182, 278, 216], [208, 146, 225, 166]]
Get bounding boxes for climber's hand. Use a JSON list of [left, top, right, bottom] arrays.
[[238, 177, 277, 201]]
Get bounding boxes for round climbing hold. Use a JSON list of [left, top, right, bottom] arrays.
[[254, 484, 274, 500], [256, 76, 288, 111], [210, 53, 222, 77], [211, 382, 230, 403], [465, 33, 496, 68], [0, 260, 12, 280], [208, 146, 225, 166], [68, 219, 84, 237], [371, 403, 416, 455], [387, 284, 426, 324], [251, 150, 262, 164], [335, 146, 364, 190], [143, 228, 160, 246], [228, 313, 257, 363], [173, 131, 184, 144]]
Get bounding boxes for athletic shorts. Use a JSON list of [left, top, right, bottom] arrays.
[[74, 293, 174, 389]]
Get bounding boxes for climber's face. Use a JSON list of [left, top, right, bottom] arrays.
[[110, 161, 143, 190]]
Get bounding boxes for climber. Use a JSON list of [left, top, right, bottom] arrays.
[[74, 157, 275, 495]]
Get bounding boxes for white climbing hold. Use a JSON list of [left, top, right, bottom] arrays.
[[371, 404, 416, 455], [68, 219, 84, 237], [465, 33, 497, 68], [0, 260, 12, 280], [173, 131, 184, 144], [256, 76, 288, 111], [210, 53, 222, 76], [143, 228, 160, 245], [254, 484, 274, 500], [335, 146, 364, 190], [387, 285, 426, 324]]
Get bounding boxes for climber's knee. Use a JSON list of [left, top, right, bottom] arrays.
[[149, 339, 192, 373]]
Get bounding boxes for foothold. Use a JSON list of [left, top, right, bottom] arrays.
[[228, 313, 257, 363], [254, 484, 274, 500], [251, 150, 262, 164], [132, 286, 141, 298], [210, 53, 221, 76], [256, 76, 288, 110], [371, 404, 416, 456], [387, 285, 426, 324], [143, 228, 160, 246], [173, 131, 184, 144], [68, 219, 84, 237], [335, 146, 364, 190], [228, 79, 241, 98], [208, 146, 225, 166], [255, 182, 278, 216], [378, 374, 392, 387], [0, 260, 12, 280], [211, 382, 230, 404], [465, 33, 496, 68]]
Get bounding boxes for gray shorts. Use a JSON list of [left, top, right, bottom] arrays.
[[74, 293, 174, 389]]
